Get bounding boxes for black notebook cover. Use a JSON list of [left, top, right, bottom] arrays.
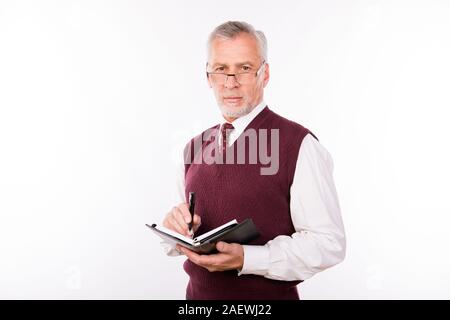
[[147, 218, 260, 254]]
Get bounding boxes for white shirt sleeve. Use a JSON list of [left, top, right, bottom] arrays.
[[238, 134, 346, 281]]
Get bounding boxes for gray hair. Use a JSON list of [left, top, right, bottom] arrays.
[[207, 21, 268, 62]]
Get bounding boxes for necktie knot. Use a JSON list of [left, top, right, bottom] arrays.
[[222, 122, 234, 132]]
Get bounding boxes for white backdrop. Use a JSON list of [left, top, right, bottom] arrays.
[[1, 0, 449, 299]]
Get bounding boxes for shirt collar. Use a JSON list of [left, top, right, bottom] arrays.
[[220, 100, 267, 145]]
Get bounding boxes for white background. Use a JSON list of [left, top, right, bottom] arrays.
[[1, 0, 450, 299]]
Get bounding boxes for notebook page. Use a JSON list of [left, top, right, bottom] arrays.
[[193, 219, 238, 243], [153, 224, 195, 245]]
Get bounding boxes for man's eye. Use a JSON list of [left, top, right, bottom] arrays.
[[242, 66, 251, 71], [215, 67, 225, 72]]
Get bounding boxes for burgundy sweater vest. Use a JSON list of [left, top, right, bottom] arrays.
[[183, 106, 315, 300]]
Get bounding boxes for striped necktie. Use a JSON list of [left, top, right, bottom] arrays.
[[221, 122, 234, 155]]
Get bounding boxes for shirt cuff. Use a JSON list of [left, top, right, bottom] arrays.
[[237, 245, 270, 276], [160, 241, 182, 256]]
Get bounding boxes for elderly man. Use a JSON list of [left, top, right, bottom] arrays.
[[161, 21, 345, 300]]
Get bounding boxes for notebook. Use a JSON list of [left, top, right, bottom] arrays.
[[147, 218, 260, 254]]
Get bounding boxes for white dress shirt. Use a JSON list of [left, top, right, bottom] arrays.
[[162, 101, 346, 281]]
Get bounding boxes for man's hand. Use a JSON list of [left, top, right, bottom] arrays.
[[163, 203, 201, 237], [177, 241, 244, 272]]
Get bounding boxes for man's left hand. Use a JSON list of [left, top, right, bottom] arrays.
[[177, 242, 244, 272]]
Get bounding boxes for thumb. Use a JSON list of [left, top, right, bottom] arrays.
[[216, 241, 232, 253]]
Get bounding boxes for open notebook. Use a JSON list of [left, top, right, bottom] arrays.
[[147, 218, 260, 254]]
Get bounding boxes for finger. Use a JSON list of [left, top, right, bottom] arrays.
[[216, 241, 232, 253], [162, 208, 177, 229], [176, 244, 185, 255], [173, 207, 191, 236], [181, 247, 204, 266], [179, 246, 195, 260], [166, 215, 186, 235], [178, 203, 193, 224], [193, 214, 201, 227]]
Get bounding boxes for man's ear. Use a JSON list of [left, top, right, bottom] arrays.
[[206, 73, 212, 88], [263, 63, 270, 88], [206, 62, 212, 88]]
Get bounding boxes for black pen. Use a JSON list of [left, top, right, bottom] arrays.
[[188, 192, 196, 236]]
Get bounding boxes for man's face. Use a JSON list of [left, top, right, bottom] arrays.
[[207, 33, 270, 122]]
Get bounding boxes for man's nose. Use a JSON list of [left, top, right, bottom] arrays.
[[224, 74, 239, 88]]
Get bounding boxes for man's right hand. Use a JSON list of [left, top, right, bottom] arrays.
[[162, 203, 201, 238]]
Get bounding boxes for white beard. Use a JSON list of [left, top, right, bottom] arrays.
[[218, 103, 254, 119]]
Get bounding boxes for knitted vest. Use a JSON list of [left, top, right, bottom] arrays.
[[183, 106, 315, 300]]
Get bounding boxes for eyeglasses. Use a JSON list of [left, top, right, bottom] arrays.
[[206, 60, 266, 85]]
